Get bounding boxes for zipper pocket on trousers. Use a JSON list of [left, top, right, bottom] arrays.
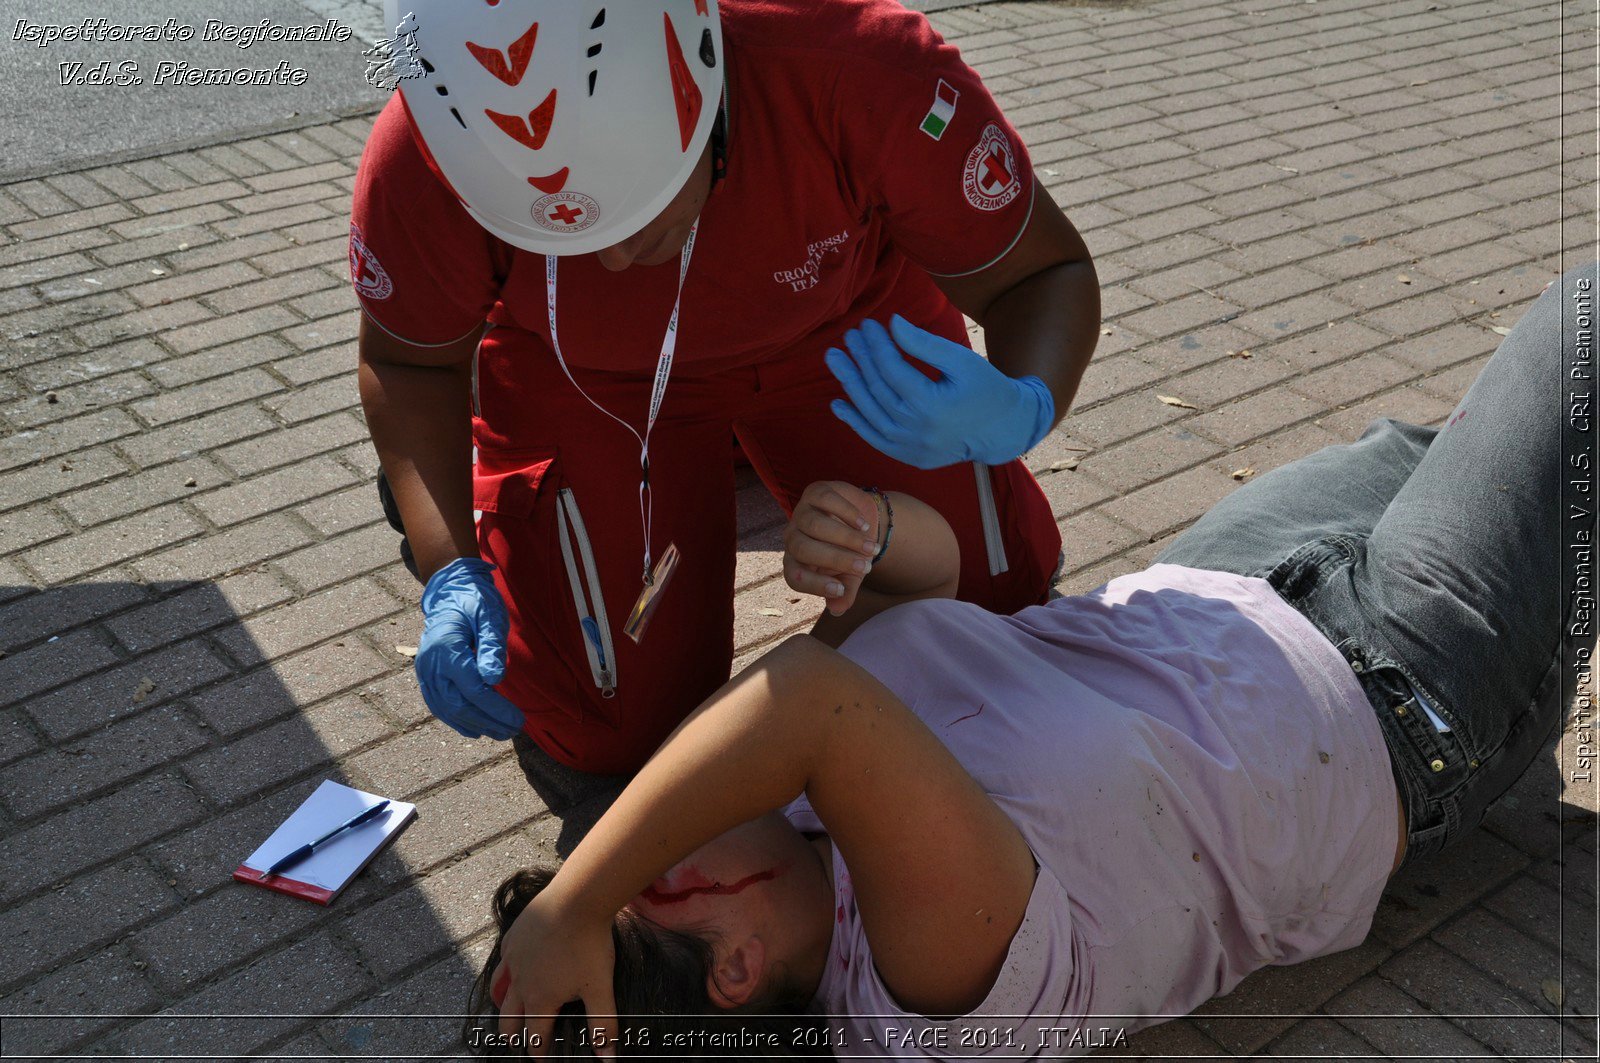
[[973, 461, 1010, 577], [555, 487, 617, 697]]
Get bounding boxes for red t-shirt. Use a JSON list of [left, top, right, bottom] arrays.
[[350, 0, 1037, 452]]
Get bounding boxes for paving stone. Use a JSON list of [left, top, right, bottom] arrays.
[[105, 570, 291, 655], [202, 269, 340, 316], [0, 503, 67, 557], [5, 700, 209, 816], [1325, 973, 1501, 1059], [339, 833, 534, 981], [1099, 463, 1243, 538], [191, 457, 359, 528], [124, 260, 263, 309], [1071, 353, 1168, 409], [188, 638, 391, 737], [110, 935, 375, 1059], [3, 371, 157, 431], [1369, 832, 1529, 947], [17, 337, 167, 389], [10, 203, 133, 241], [1317, 383, 1457, 439], [21, 637, 230, 743], [1104, 1017, 1229, 1059], [67, 298, 212, 349], [321, 954, 479, 1060], [1381, 939, 1572, 1059], [214, 578, 403, 666], [294, 483, 384, 537], [0, 408, 140, 474], [345, 724, 514, 804], [1190, 939, 1391, 1054], [273, 340, 358, 388], [1434, 908, 1596, 1023], [116, 403, 279, 469], [121, 158, 194, 194], [0, 710, 39, 769], [131, 512, 314, 585], [183, 694, 392, 807], [0, 626, 120, 711], [346, 667, 429, 730], [1206, 421, 1348, 481], [214, 411, 368, 477], [250, 235, 348, 276], [1076, 424, 1227, 494], [21, 503, 206, 584], [1185, 385, 1328, 447], [0, 943, 161, 1058], [147, 777, 320, 896], [1261, 1016, 1379, 1058], [275, 522, 400, 594], [128, 878, 329, 994], [368, 763, 541, 885], [1069, 388, 1194, 449], [0, 775, 204, 904], [259, 374, 359, 425], [0, 859, 178, 995], [0, 579, 148, 655], [160, 304, 301, 356], [129, 368, 282, 427], [56, 456, 229, 527], [1288, 351, 1422, 408]]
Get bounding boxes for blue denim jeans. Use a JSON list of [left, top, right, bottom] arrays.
[[1156, 263, 1593, 869]]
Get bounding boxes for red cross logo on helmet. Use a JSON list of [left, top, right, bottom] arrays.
[[533, 191, 601, 234]]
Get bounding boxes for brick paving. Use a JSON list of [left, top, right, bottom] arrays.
[[0, 0, 1596, 1059]]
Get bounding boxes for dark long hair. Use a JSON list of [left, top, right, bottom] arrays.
[[464, 866, 833, 1060]]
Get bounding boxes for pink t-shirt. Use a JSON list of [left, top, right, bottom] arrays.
[[783, 564, 1398, 1058]]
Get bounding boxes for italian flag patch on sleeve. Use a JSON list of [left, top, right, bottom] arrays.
[[920, 79, 960, 140]]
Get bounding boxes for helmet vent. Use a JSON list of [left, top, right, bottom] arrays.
[[420, 57, 435, 74], [449, 107, 468, 129], [587, 10, 605, 96], [699, 28, 715, 67]]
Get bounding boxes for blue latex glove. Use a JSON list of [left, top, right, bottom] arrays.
[[824, 315, 1055, 469], [417, 558, 525, 740]]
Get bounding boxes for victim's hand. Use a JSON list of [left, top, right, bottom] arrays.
[[782, 481, 880, 616], [491, 890, 618, 1059]]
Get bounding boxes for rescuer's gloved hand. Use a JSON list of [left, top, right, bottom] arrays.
[[416, 558, 525, 740], [825, 315, 1054, 470]]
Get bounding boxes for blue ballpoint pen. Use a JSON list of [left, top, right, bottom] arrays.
[[265, 799, 391, 877]]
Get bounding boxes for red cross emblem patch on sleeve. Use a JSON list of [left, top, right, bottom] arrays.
[[962, 123, 1023, 212]]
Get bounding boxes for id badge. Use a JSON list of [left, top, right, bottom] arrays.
[[624, 542, 681, 643]]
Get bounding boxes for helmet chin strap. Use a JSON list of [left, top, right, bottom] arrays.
[[710, 95, 729, 191], [544, 220, 700, 587]]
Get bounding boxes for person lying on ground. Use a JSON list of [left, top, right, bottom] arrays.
[[465, 264, 1589, 1059]]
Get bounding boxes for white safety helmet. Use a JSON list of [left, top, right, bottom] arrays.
[[368, 0, 723, 256]]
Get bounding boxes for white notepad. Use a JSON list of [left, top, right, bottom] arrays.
[[234, 780, 416, 905]]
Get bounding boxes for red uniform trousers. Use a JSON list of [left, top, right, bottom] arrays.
[[473, 336, 1062, 775]]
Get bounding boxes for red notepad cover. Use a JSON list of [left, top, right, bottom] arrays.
[[231, 865, 338, 905]]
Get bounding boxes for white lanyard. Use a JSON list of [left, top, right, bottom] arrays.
[[544, 220, 699, 585]]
